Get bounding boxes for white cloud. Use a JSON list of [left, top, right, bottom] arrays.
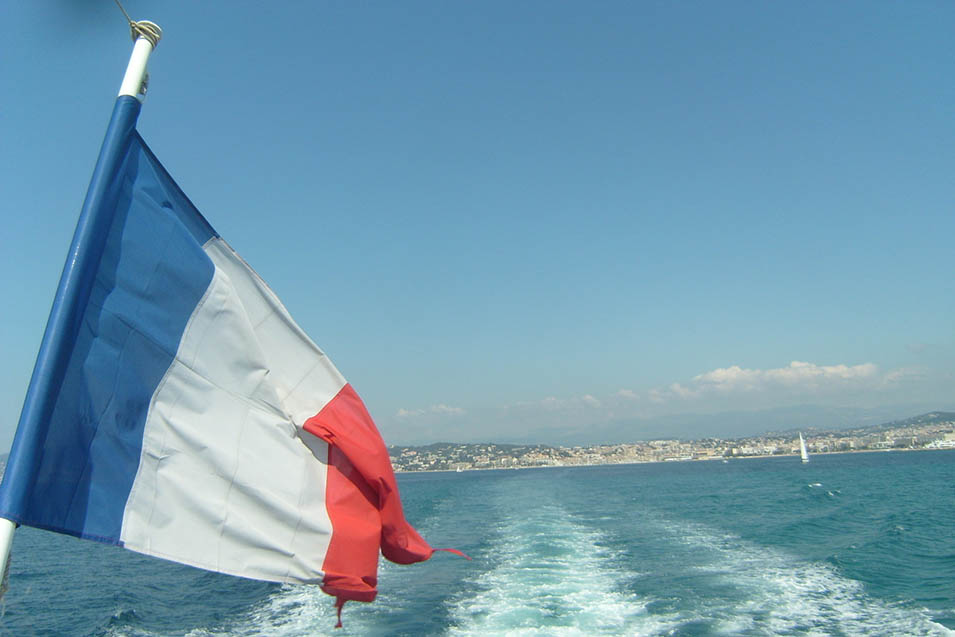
[[539, 396, 565, 410], [693, 361, 878, 392], [882, 367, 926, 384], [581, 394, 601, 408], [668, 382, 699, 399], [431, 403, 466, 416], [384, 358, 953, 444], [396, 404, 465, 418], [393, 360, 920, 436], [631, 360, 889, 407], [540, 394, 602, 411]]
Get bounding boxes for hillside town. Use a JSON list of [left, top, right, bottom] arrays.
[[388, 412, 955, 473]]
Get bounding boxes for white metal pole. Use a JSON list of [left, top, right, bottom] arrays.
[[0, 518, 16, 596], [0, 21, 162, 597], [118, 21, 162, 99]]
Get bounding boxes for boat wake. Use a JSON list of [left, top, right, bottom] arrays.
[[644, 515, 954, 635], [446, 500, 645, 636]]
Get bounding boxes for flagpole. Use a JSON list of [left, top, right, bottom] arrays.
[[118, 21, 162, 99], [0, 20, 161, 595], [0, 518, 14, 595]]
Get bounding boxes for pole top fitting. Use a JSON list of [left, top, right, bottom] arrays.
[[130, 20, 162, 49], [118, 20, 162, 99]]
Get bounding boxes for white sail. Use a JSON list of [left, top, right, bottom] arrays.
[[799, 432, 809, 463]]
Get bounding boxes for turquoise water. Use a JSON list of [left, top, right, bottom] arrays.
[[1, 451, 952, 635]]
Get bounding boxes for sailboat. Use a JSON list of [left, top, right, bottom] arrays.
[[799, 432, 809, 463]]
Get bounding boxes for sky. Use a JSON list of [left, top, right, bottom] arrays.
[[1, 1, 953, 448]]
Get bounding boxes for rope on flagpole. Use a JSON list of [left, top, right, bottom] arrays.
[[112, 0, 162, 48], [110, 0, 162, 99]]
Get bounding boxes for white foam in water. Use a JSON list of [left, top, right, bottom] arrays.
[[162, 583, 369, 637], [447, 502, 652, 636], [656, 518, 955, 636], [96, 569, 415, 637]]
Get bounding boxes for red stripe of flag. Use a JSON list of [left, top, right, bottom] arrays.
[[304, 384, 435, 601]]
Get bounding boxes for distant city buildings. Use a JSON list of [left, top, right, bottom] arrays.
[[388, 414, 955, 473]]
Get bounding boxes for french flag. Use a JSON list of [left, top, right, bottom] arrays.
[[0, 94, 449, 613]]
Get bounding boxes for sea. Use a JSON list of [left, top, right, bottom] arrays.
[[0, 450, 952, 636]]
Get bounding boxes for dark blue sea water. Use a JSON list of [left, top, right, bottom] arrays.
[[1, 451, 952, 636]]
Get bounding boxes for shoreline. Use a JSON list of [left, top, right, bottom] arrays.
[[394, 446, 954, 474]]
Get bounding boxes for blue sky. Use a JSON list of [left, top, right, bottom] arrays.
[[2, 1, 953, 447]]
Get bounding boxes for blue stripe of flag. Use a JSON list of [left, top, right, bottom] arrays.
[[0, 96, 218, 543]]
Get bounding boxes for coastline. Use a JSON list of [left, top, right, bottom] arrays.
[[395, 446, 955, 474]]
